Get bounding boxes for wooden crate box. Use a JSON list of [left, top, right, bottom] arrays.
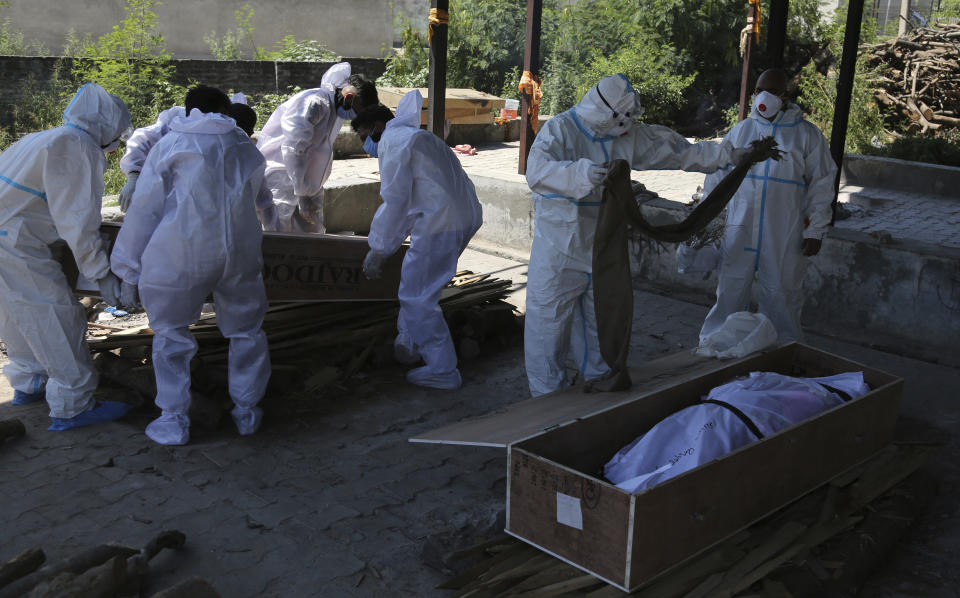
[[377, 87, 506, 126], [504, 343, 903, 591]]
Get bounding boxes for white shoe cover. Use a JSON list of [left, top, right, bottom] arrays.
[[406, 366, 462, 390], [145, 413, 190, 445], [393, 333, 421, 365], [232, 406, 263, 436]]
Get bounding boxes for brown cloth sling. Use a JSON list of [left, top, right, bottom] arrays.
[[589, 137, 781, 392]]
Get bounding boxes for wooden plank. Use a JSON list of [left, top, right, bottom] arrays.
[[63, 223, 407, 303], [409, 348, 746, 447]]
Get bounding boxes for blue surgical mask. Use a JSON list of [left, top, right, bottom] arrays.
[[363, 136, 378, 158], [338, 106, 356, 120]]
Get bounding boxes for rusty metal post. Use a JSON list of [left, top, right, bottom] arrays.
[[518, 0, 542, 175], [428, 0, 449, 139], [830, 0, 866, 223]]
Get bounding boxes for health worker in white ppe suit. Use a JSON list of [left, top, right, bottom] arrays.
[[257, 62, 379, 233], [0, 82, 134, 429], [111, 86, 271, 446], [118, 96, 279, 231], [352, 92, 483, 390], [699, 69, 836, 344], [524, 73, 757, 397]]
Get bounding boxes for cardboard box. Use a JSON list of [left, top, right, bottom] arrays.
[[412, 344, 903, 592], [377, 87, 506, 126], [64, 223, 405, 303]]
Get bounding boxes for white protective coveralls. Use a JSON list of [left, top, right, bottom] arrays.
[[0, 83, 130, 418], [111, 110, 271, 445], [369, 90, 483, 390], [524, 74, 737, 397], [256, 62, 352, 233], [699, 103, 836, 343], [604, 371, 869, 493], [121, 105, 278, 230]]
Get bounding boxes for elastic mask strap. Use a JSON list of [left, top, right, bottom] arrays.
[[595, 86, 619, 118]]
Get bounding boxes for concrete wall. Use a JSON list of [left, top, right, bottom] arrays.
[[1, 0, 395, 59], [630, 198, 960, 365], [842, 153, 960, 197]]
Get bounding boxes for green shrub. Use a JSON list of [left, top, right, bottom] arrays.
[[377, 20, 429, 88], [267, 36, 338, 62], [796, 9, 887, 153], [250, 89, 299, 129], [0, 17, 47, 55]]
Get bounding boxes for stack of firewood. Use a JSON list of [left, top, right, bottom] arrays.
[[863, 23, 960, 134]]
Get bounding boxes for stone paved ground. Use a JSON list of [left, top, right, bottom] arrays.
[[2, 145, 959, 596], [2, 251, 959, 595]]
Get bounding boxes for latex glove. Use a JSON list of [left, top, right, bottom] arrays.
[[588, 163, 608, 186], [363, 250, 386, 280], [297, 195, 322, 227], [118, 171, 139, 212], [801, 238, 822, 257], [259, 204, 279, 232], [120, 281, 140, 309], [97, 273, 122, 306]]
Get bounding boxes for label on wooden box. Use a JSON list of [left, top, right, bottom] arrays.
[[556, 493, 583, 530]]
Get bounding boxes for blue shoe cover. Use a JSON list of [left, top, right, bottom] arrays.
[[48, 401, 133, 431], [104, 306, 129, 317], [231, 406, 263, 436], [406, 366, 462, 390], [13, 389, 45, 405], [145, 414, 190, 445]]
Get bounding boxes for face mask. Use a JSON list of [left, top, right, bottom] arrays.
[[605, 118, 633, 137], [102, 138, 121, 154], [753, 91, 783, 119], [363, 136, 378, 158], [337, 106, 356, 120]]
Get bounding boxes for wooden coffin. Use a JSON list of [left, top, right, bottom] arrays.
[[377, 87, 506, 126], [411, 343, 903, 592], [65, 222, 405, 302]]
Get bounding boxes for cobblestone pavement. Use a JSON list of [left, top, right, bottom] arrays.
[[2, 266, 958, 596]]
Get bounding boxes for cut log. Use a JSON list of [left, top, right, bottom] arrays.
[[0, 548, 45, 589]]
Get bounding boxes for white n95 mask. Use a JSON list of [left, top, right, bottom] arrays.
[[753, 91, 782, 119]]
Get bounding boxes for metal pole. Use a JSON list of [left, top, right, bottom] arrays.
[[766, 0, 789, 68], [518, 0, 542, 175], [830, 0, 866, 223], [428, 0, 449, 139], [737, 1, 757, 122]]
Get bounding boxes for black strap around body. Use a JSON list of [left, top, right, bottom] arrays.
[[701, 399, 765, 440], [817, 383, 854, 403]]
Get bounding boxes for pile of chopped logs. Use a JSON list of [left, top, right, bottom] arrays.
[[85, 272, 518, 410], [863, 23, 960, 134], [0, 531, 220, 598], [438, 445, 935, 597]]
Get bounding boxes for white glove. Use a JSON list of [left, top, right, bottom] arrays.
[[118, 171, 139, 212], [297, 195, 323, 227], [259, 204, 279, 232], [120, 281, 140, 309], [588, 163, 608, 186], [97, 273, 122, 306], [363, 250, 386, 280]]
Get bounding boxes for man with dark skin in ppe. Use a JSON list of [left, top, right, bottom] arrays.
[[698, 68, 837, 344]]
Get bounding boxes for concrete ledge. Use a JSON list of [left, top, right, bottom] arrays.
[[842, 153, 960, 197], [323, 177, 382, 234], [469, 174, 534, 255], [631, 197, 960, 365]]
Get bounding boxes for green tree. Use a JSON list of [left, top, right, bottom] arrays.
[[73, 0, 183, 128], [267, 36, 338, 62], [378, 20, 430, 88], [797, 10, 886, 153]]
